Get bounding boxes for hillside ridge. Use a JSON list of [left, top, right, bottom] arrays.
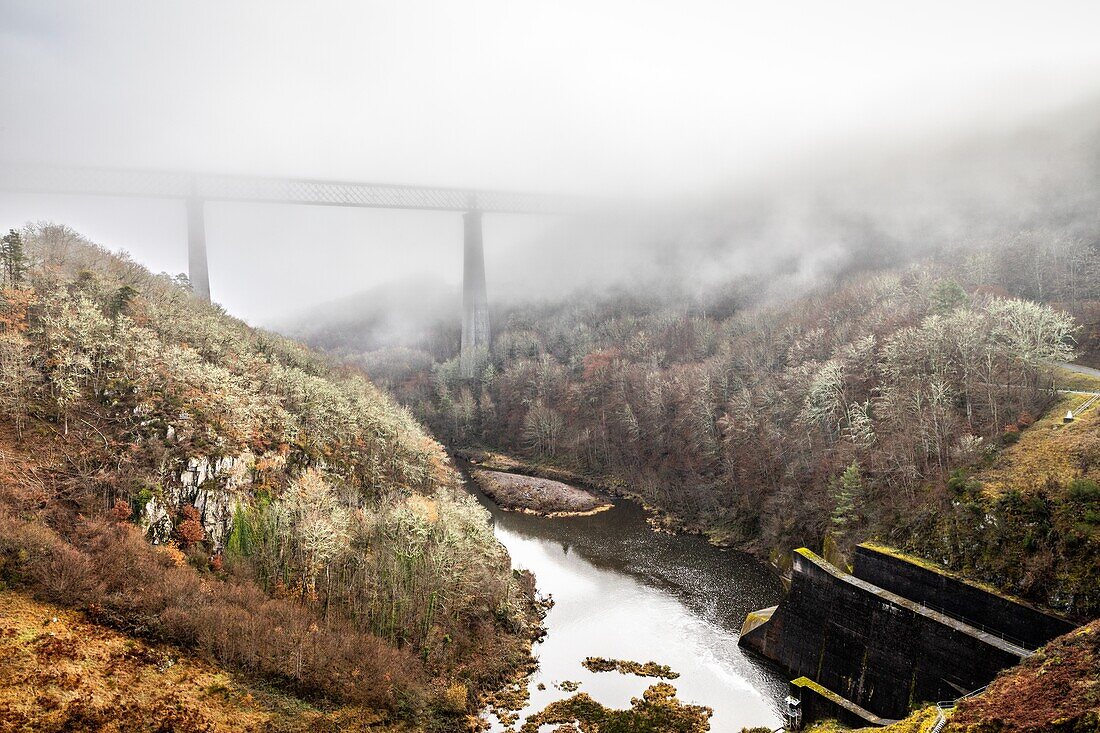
[[0, 224, 539, 731]]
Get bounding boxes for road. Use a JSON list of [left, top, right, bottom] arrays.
[[1055, 361, 1100, 380]]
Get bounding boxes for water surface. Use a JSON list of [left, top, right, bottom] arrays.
[[468, 481, 786, 732]]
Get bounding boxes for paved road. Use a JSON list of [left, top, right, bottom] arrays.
[[1055, 361, 1100, 380], [1052, 362, 1100, 398]]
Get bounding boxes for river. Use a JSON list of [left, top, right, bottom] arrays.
[[465, 480, 787, 732]]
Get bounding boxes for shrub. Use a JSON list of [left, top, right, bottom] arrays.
[[947, 469, 984, 499], [1068, 478, 1100, 504], [0, 510, 426, 713], [110, 499, 132, 522], [947, 469, 969, 494], [438, 682, 469, 714], [130, 486, 154, 517], [0, 512, 99, 604], [175, 506, 205, 548]]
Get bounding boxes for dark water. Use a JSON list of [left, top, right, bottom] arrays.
[[466, 481, 787, 732]]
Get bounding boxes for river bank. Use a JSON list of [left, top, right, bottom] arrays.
[[454, 447, 767, 554], [455, 457, 787, 732], [468, 467, 613, 517]]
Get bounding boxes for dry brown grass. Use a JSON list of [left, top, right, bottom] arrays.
[[977, 392, 1100, 498], [945, 621, 1100, 732], [0, 590, 413, 733], [1052, 366, 1100, 393]]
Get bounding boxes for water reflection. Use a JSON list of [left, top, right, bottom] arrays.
[[467, 481, 787, 732]]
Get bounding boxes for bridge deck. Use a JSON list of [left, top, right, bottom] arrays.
[[0, 164, 575, 214]]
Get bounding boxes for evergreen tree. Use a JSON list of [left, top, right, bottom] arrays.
[[830, 461, 864, 539], [1, 229, 26, 286], [930, 278, 967, 314], [108, 284, 139, 319]]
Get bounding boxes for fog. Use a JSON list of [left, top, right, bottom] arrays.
[[3, 1, 1100, 323]]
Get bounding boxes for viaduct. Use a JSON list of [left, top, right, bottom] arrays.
[[0, 164, 577, 377]]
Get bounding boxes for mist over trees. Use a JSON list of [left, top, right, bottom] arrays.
[[401, 240, 1096, 614], [6, 2, 1100, 729], [287, 103, 1100, 616], [287, 94, 1100, 354], [469, 96, 1100, 311]]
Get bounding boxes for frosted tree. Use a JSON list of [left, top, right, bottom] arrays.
[[276, 468, 350, 592], [844, 401, 875, 448], [801, 359, 846, 434], [33, 292, 112, 433], [523, 400, 564, 457], [0, 333, 36, 436]]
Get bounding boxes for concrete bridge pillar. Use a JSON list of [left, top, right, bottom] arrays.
[[186, 197, 211, 302], [460, 209, 490, 378]]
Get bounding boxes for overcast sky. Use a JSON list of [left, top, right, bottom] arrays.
[[2, 1, 1100, 322]]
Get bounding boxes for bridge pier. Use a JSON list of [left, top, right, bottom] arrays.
[[460, 210, 490, 378], [186, 197, 211, 302]]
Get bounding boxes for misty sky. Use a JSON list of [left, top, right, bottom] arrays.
[[3, 1, 1100, 322]]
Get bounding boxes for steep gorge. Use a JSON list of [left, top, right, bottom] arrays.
[[0, 224, 539, 730]]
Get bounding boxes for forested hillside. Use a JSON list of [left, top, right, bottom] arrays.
[[395, 240, 1097, 616], [284, 105, 1100, 620], [0, 224, 538, 730], [295, 229, 1100, 622]]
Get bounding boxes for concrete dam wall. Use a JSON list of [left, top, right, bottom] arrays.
[[852, 544, 1075, 650], [738, 546, 1063, 722]]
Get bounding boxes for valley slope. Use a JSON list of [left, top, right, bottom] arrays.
[[0, 225, 540, 731]]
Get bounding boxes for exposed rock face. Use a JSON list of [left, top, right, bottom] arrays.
[[141, 453, 252, 550], [141, 499, 174, 547]]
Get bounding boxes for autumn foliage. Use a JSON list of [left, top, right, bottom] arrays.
[[0, 224, 538, 726], [0, 510, 419, 710], [175, 506, 205, 548]]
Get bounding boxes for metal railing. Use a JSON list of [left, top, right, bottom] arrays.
[[909, 598, 1036, 652], [931, 684, 989, 733], [1069, 392, 1100, 418]]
